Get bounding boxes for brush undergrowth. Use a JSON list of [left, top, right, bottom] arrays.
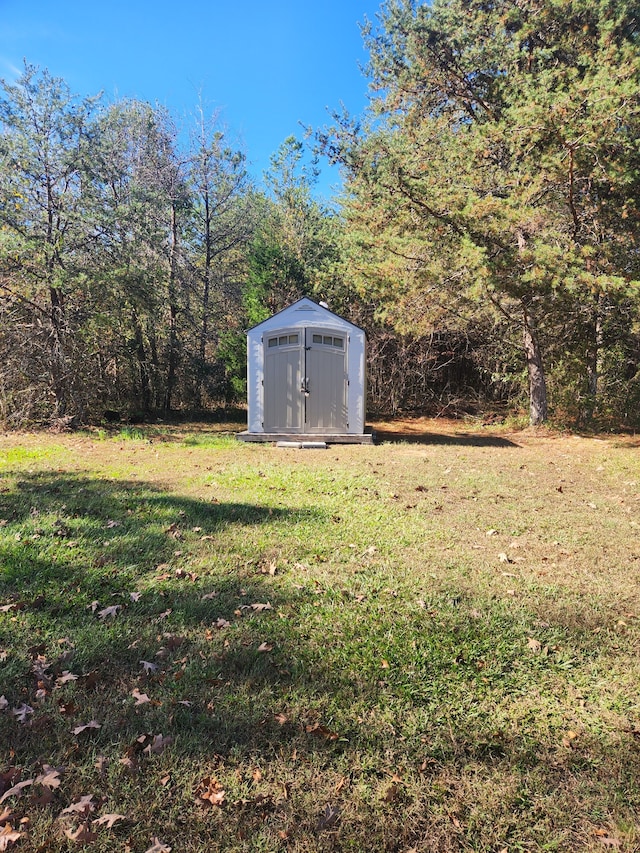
[[0, 425, 639, 852]]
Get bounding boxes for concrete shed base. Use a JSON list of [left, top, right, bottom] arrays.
[[236, 429, 375, 445]]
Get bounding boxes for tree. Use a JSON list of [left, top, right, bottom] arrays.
[[0, 63, 100, 419], [324, 0, 640, 424], [186, 104, 254, 407], [87, 99, 186, 414]]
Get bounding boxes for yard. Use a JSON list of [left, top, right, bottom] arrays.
[[0, 420, 639, 851]]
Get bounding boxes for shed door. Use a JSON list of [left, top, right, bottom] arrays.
[[263, 331, 303, 432], [262, 327, 348, 433], [305, 328, 348, 433]]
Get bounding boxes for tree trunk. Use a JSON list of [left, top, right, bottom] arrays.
[[584, 292, 604, 422], [49, 285, 67, 417], [196, 188, 212, 409], [132, 310, 151, 412], [164, 202, 180, 412], [522, 309, 548, 425]]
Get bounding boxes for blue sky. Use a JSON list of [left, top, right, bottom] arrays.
[[0, 0, 383, 199]]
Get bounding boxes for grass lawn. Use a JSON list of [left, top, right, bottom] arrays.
[[0, 419, 639, 852]]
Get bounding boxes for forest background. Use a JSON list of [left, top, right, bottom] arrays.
[[1, 0, 639, 431]]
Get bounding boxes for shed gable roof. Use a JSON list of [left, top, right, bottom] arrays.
[[247, 298, 364, 336]]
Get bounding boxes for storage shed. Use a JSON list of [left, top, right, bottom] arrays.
[[237, 298, 371, 443]]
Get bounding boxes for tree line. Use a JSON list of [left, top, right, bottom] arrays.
[[2, 0, 640, 430]]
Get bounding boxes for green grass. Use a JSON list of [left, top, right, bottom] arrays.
[[0, 425, 639, 851]]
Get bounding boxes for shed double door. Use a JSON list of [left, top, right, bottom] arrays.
[[263, 327, 347, 433]]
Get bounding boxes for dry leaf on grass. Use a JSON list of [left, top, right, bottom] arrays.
[[145, 839, 171, 853], [72, 721, 101, 736], [0, 824, 22, 850], [92, 813, 126, 828], [305, 723, 339, 741], [61, 795, 95, 816], [64, 822, 97, 844], [316, 803, 341, 831], [0, 780, 33, 805], [196, 776, 226, 807], [54, 671, 78, 687], [257, 642, 273, 653], [34, 768, 62, 789], [131, 688, 151, 706], [98, 605, 122, 620], [143, 734, 172, 755], [11, 704, 33, 723]]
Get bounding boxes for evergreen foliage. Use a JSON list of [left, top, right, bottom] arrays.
[[323, 0, 640, 424]]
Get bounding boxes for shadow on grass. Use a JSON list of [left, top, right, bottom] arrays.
[[1, 472, 640, 851], [375, 428, 519, 448]]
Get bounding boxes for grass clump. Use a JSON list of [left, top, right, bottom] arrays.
[[0, 423, 639, 851]]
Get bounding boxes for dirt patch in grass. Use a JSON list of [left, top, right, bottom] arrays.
[[0, 421, 639, 851]]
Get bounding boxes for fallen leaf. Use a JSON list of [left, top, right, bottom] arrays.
[[92, 813, 126, 828], [140, 660, 158, 674], [257, 642, 273, 653], [0, 781, 33, 805], [34, 768, 62, 789], [196, 776, 226, 807], [72, 721, 101, 735], [61, 795, 95, 816], [31, 786, 54, 806], [213, 618, 230, 629], [305, 723, 339, 741], [201, 592, 218, 601], [161, 634, 184, 650], [11, 704, 34, 723], [145, 838, 171, 853], [64, 822, 97, 844], [131, 688, 151, 706], [118, 756, 137, 774], [274, 713, 288, 726], [55, 671, 78, 687], [0, 824, 22, 850], [597, 837, 621, 849], [527, 637, 542, 652], [383, 783, 398, 802], [97, 605, 122, 620], [250, 602, 272, 612], [129, 592, 142, 602], [0, 698, 7, 712], [316, 803, 341, 831], [498, 552, 513, 564], [144, 734, 172, 755]]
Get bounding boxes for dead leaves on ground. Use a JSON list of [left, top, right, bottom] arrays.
[[196, 776, 226, 808], [0, 769, 129, 848], [0, 823, 22, 852]]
